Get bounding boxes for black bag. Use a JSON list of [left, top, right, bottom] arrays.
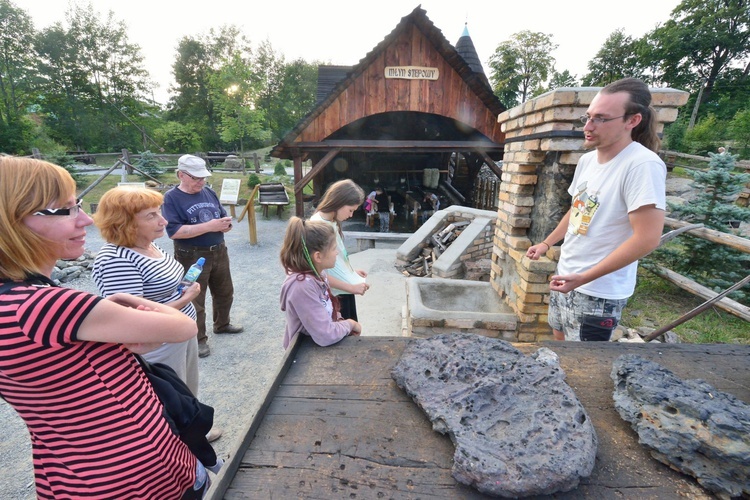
[[0, 279, 218, 466], [134, 354, 218, 466]]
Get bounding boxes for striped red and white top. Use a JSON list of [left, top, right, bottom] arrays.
[[0, 283, 196, 499]]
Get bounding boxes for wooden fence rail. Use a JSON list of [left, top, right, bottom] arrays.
[[660, 149, 750, 171], [653, 216, 750, 321]]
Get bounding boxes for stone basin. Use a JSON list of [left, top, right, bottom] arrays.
[[406, 277, 517, 338]]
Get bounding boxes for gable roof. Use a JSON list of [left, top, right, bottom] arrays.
[[272, 6, 504, 159]]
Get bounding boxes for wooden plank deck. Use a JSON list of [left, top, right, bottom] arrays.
[[212, 337, 750, 499]]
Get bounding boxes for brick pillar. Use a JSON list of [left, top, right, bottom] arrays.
[[490, 86, 690, 341]]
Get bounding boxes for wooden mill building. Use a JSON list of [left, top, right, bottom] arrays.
[[271, 6, 506, 220]]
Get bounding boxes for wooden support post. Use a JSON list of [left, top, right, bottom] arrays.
[[238, 184, 261, 245], [228, 205, 236, 219], [78, 160, 123, 198], [122, 149, 132, 176]]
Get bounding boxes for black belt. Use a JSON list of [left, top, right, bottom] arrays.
[[175, 242, 225, 252]]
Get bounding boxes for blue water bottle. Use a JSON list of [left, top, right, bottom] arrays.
[[178, 257, 205, 293]]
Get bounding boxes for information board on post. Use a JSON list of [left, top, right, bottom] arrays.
[[220, 179, 241, 205], [220, 178, 241, 218]]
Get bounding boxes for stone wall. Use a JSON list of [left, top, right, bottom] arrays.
[[491, 86, 690, 340]]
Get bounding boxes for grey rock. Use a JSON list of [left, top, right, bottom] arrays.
[[392, 333, 597, 498], [611, 354, 750, 498], [50, 267, 63, 283], [665, 177, 697, 198]]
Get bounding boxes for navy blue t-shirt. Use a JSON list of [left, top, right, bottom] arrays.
[[162, 186, 226, 247]]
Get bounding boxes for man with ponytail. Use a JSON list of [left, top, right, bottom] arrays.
[[526, 77, 666, 342]]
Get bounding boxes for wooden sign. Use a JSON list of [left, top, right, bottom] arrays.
[[384, 66, 439, 80], [220, 178, 241, 205]]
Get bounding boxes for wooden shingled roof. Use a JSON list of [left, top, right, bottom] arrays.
[[272, 5, 505, 160]]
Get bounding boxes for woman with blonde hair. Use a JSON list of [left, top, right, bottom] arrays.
[[0, 157, 209, 498], [310, 179, 370, 321], [92, 186, 201, 397]]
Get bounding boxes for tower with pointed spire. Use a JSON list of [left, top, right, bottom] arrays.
[[455, 23, 491, 89]]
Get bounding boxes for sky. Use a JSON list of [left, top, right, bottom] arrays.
[[20, 0, 682, 105]]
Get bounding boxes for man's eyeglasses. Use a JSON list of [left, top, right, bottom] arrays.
[[580, 114, 629, 125], [33, 199, 83, 218], [181, 171, 206, 182]]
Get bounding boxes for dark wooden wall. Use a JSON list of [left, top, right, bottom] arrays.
[[294, 25, 503, 144]]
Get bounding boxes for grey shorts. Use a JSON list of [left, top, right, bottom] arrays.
[[548, 290, 628, 342]]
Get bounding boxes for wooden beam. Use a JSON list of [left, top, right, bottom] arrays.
[[647, 265, 750, 322], [479, 151, 503, 178], [644, 273, 750, 341], [285, 140, 504, 154], [293, 148, 340, 193], [293, 155, 304, 217], [663, 217, 750, 254], [77, 159, 123, 198]]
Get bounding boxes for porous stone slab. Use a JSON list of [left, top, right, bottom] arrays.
[[611, 354, 750, 498], [391, 333, 597, 498]]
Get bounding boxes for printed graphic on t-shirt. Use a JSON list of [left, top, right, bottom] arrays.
[[186, 202, 221, 224], [568, 181, 600, 236]]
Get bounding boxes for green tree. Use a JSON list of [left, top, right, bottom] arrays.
[[135, 150, 164, 178], [0, 0, 37, 153], [488, 31, 557, 108], [547, 69, 578, 91], [648, 0, 750, 115], [34, 2, 152, 152], [253, 39, 285, 135], [728, 109, 750, 158], [582, 29, 645, 86], [211, 52, 268, 152], [168, 25, 251, 151], [269, 58, 318, 140], [650, 152, 750, 303], [663, 118, 688, 152], [152, 121, 201, 153], [684, 115, 725, 155]]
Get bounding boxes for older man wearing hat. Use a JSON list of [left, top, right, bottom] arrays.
[[163, 154, 243, 358]]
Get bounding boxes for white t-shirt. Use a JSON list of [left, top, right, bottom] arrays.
[[309, 213, 366, 295], [557, 141, 666, 299]]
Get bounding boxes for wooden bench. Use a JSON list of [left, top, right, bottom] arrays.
[[66, 150, 96, 164], [346, 231, 410, 251], [258, 183, 289, 217]]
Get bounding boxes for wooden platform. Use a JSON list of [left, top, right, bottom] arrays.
[[212, 337, 750, 499]]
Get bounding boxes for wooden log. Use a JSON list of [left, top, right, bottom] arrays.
[[659, 223, 703, 247], [430, 234, 446, 251], [663, 217, 750, 254], [647, 265, 750, 322], [438, 223, 455, 237]]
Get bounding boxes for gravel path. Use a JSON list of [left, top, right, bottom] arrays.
[[0, 215, 293, 499]]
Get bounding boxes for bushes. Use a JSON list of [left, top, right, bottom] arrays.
[[273, 160, 290, 176], [247, 173, 261, 188], [647, 152, 750, 304], [136, 150, 164, 178]]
